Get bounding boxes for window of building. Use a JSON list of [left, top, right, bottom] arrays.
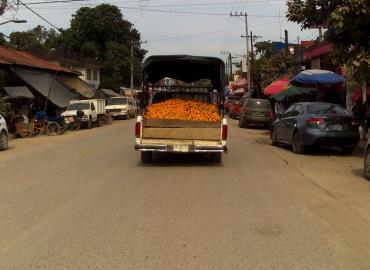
[[93, 69, 98, 81]]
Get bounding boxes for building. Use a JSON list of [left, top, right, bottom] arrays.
[[37, 50, 103, 90]]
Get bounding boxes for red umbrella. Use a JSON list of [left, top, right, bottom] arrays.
[[264, 78, 290, 96], [231, 78, 247, 90]]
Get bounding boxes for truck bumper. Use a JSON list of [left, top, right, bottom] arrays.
[[135, 144, 228, 153]]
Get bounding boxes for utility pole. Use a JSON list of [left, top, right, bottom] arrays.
[[131, 40, 147, 90], [228, 53, 233, 81], [285, 30, 289, 55], [231, 12, 250, 93]]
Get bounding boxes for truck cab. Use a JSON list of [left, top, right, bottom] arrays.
[[62, 99, 106, 128], [135, 55, 227, 163]]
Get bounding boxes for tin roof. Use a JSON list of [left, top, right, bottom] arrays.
[[0, 46, 76, 74]]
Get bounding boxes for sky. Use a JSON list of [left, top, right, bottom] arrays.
[[0, 0, 319, 63]]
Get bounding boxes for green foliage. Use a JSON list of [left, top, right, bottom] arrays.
[[59, 4, 147, 89], [286, 0, 340, 29], [0, 97, 10, 116], [9, 25, 58, 51], [252, 41, 294, 87], [287, 0, 370, 83]]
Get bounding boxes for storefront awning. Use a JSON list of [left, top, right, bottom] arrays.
[[3, 86, 34, 99], [57, 75, 95, 98], [10, 66, 78, 108]]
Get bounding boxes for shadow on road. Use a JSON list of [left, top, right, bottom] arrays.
[[137, 153, 225, 167]]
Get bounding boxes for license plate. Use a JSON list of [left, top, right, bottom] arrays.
[[327, 124, 343, 131], [173, 145, 189, 152]]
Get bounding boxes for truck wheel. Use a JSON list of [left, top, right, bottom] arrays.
[[0, 130, 8, 151], [97, 116, 103, 127], [87, 117, 92, 129], [211, 153, 222, 163], [141, 152, 152, 163]]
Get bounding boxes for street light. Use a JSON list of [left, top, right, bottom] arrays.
[[0, 19, 27, 26]]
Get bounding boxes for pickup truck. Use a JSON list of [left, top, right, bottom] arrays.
[[135, 55, 227, 163], [62, 99, 106, 128]]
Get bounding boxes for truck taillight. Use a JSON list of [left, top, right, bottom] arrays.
[[222, 124, 228, 140], [135, 122, 141, 138]]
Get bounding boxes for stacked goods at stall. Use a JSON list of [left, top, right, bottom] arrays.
[[145, 99, 220, 122]]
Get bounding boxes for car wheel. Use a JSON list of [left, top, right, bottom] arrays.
[[271, 128, 278, 146], [364, 149, 370, 180], [141, 151, 152, 163], [210, 153, 222, 163], [342, 146, 355, 155], [239, 117, 245, 128], [292, 131, 305, 154], [0, 130, 8, 151]]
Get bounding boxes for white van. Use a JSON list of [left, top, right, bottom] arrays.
[[106, 97, 137, 119]]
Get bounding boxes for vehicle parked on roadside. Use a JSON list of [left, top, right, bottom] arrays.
[[225, 95, 240, 113], [0, 114, 8, 151], [106, 97, 137, 119], [271, 102, 359, 154], [228, 97, 242, 119], [239, 98, 273, 128], [62, 99, 106, 128]]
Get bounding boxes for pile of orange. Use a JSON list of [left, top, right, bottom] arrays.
[[145, 99, 221, 122]]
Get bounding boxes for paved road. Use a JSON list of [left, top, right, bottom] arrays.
[[0, 120, 369, 270]]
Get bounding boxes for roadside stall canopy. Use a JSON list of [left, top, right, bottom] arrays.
[[264, 78, 290, 96], [10, 66, 78, 108], [270, 86, 316, 102], [57, 75, 95, 98], [231, 78, 247, 91], [142, 55, 225, 92], [291, 69, 346, 85], [3, 86, 34, 99]]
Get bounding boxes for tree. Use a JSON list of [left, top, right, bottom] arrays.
[[9, 25, 58, 51], [286, 0, 340, 29], [286, 0, 370, 104], [59, 4, 147, 89], [252, 41, 294, 88]]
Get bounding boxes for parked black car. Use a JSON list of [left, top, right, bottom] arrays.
[[239, 98, 273, 128], [271, 102, 359, 154]]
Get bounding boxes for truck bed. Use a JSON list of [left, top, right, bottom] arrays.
[[142, 119, 221, 141]]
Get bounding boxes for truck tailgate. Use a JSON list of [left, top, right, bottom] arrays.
[[142, 119, 221, 141]]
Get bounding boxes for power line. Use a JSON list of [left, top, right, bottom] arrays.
[[25, 0, 87, 5], [117, 6, 282, 17], [18, 0, 61, 31]]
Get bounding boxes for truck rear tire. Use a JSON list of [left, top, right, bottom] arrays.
[[211, 153, 222, 163], [87, 117, 92, 129], [141, 152, 152, 163]]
